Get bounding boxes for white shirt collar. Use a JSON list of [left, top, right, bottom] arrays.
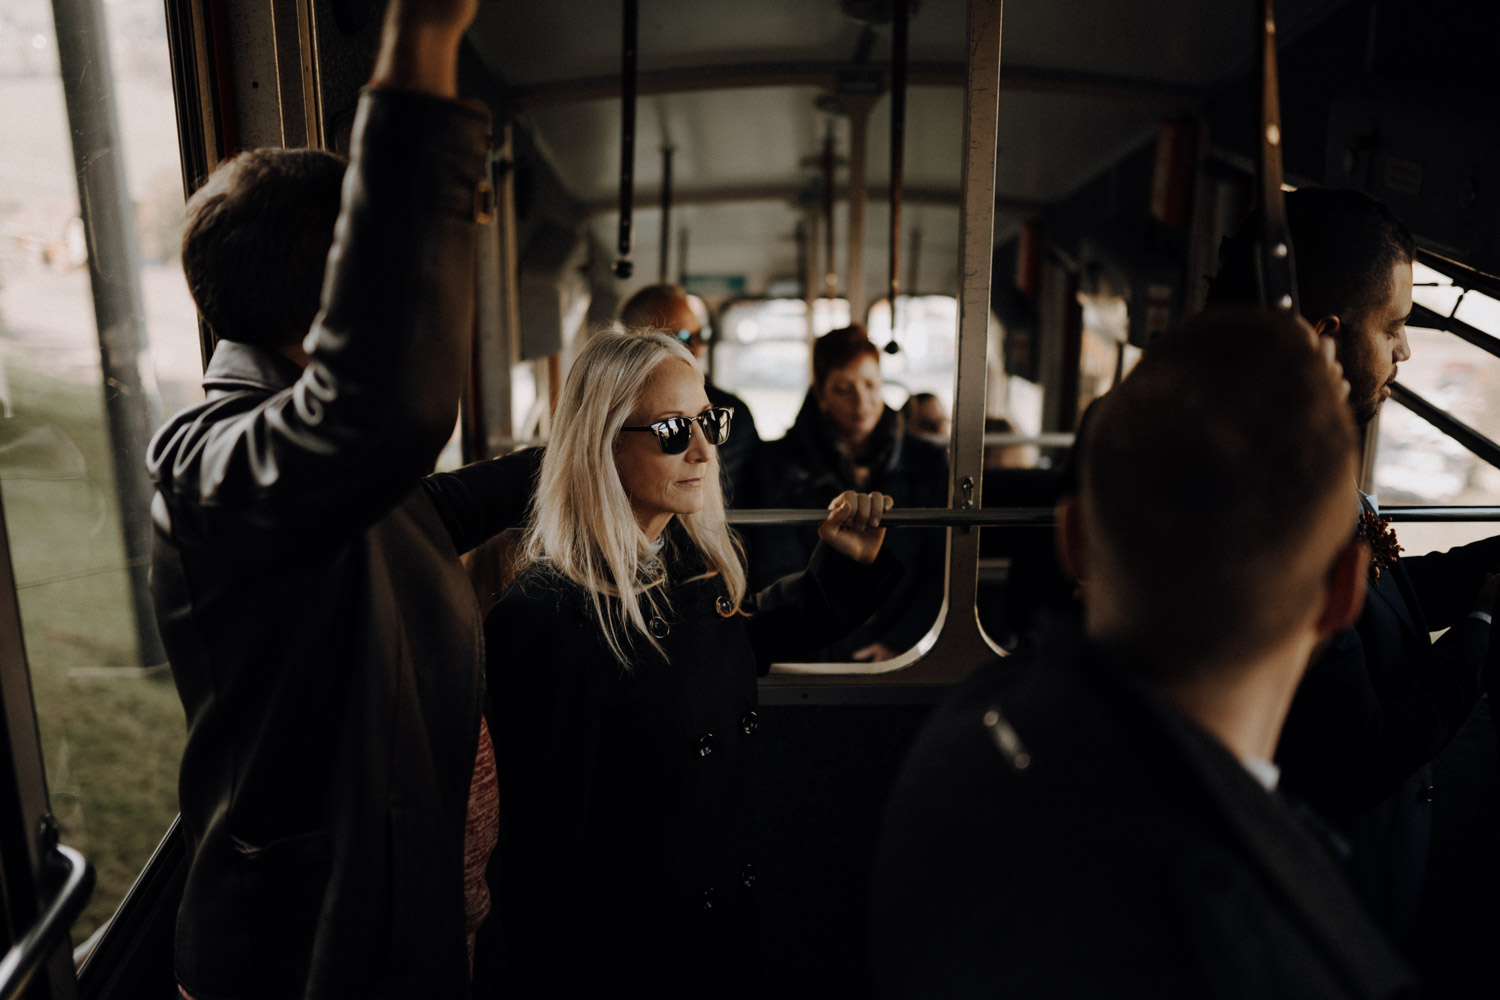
[[1242, 755, 1281, 792]]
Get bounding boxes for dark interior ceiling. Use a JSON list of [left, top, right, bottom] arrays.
[[465, 0, 1357, 297]]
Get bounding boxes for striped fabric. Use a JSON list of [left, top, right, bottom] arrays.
[[464, 716, 501, 973]]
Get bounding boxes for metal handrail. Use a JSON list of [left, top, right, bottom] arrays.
[[0, 843, 94, 1000], [1383, 506, 1500, 522], [1388, 382, 1500, 472], [727, 507, 1054, 527], [731, 505, 1500, 527], [1409, 302, 1500, 363], [1417, 248, 1500, 305]]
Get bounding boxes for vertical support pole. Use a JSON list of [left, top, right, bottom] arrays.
[[474, 134, 517, 458], [822, 124, 838, 300], [164, 0, 235, 369], [270, 0, 325, 149], [270, 2, 307, 146], [658, 146, 674, 284], [907, 225, 923, 299], [887, 0, 909, 346], [51, 0, 167, 668], [907, 0, 1004, 676], [294, 0, 323, 147], [1254, 0, 1298, 315], [804, 209, 821, 351], [846, 98, 872, 320], [614, 0, 638, 280], [496, 128, 522, 447]]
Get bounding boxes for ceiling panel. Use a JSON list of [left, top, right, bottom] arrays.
[[470, 0, 969, 86], [470, 0, 1359, 297]]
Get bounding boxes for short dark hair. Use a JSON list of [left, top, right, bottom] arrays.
[[619, 284, 692, 330], [1206, 187, 1415, 324], [812, 324, 880, 388], [181, 147, 347, 349], [1082, 309, 1356, 676]]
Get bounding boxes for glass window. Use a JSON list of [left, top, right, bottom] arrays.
[[1374, 262, 1500, 506], [866, 295, 960, 426], [714, 297, 853, 440], [1, 0, 200, 943]]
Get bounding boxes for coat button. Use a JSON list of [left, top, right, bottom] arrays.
[[700, 888, 716, 911], [696, 733, 716, 757], [740, 864, 757, 889], [1419, 785, 1436, 803], [649, 615, 670, 639], [741, 711, 759, 735], [716, 596, 734, 616]]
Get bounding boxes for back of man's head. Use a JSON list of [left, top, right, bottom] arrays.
[[619, 284, 694, 331], [181, 147, 347, 351], [1206, 187, 1414, 324], [1079, 309, 1357, 678]]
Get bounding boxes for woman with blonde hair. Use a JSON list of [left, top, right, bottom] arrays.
[[484, 330, 898, 996]]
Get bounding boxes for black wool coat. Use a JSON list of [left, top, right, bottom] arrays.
[[872, 635, 1417, 1000], [752, 392, 947, 658], [484, 532, 899, 997]]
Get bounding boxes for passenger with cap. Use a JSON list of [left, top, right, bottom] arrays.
[[871, 310, 1414, 999], [147, 2, 535, 995], [620, 284, 761, 505], [1209, 188, 1500, 953]]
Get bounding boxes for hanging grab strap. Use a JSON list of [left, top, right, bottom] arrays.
[[1254, 0, 1299, 315]]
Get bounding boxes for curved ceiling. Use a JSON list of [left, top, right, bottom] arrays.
[[466, 0, 1356, 296]]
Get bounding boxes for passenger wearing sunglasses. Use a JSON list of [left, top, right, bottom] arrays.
[[620, 283, 762, 505], [483, 331, 899, 997]]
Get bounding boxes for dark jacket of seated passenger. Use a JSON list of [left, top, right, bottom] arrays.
[[871, 634, 1417, 1000], [484, 528, 901, 998], [147, 90, 529, 1000], [752, 392, 946, 658]]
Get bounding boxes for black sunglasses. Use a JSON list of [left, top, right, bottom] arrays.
[[621, 407, 734, 454]]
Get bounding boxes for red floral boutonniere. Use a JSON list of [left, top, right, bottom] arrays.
[[1356, 509, 1403, 581]]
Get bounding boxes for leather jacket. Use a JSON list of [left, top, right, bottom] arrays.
[[147, 90, 523, 999]]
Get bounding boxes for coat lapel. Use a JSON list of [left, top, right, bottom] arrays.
[[1357, 493, 1424, 640], [1114, 660, 1414, 996], [1367, 558, 1423, 639]]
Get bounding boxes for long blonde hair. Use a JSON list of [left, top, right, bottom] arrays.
[[524, 330, 747, 667]]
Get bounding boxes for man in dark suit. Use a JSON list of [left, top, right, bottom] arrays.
[[872, 311, 1414, 998], [1209, 188, 1500, 949]]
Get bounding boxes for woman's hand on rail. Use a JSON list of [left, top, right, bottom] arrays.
[[818, 491, 893, 565]]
